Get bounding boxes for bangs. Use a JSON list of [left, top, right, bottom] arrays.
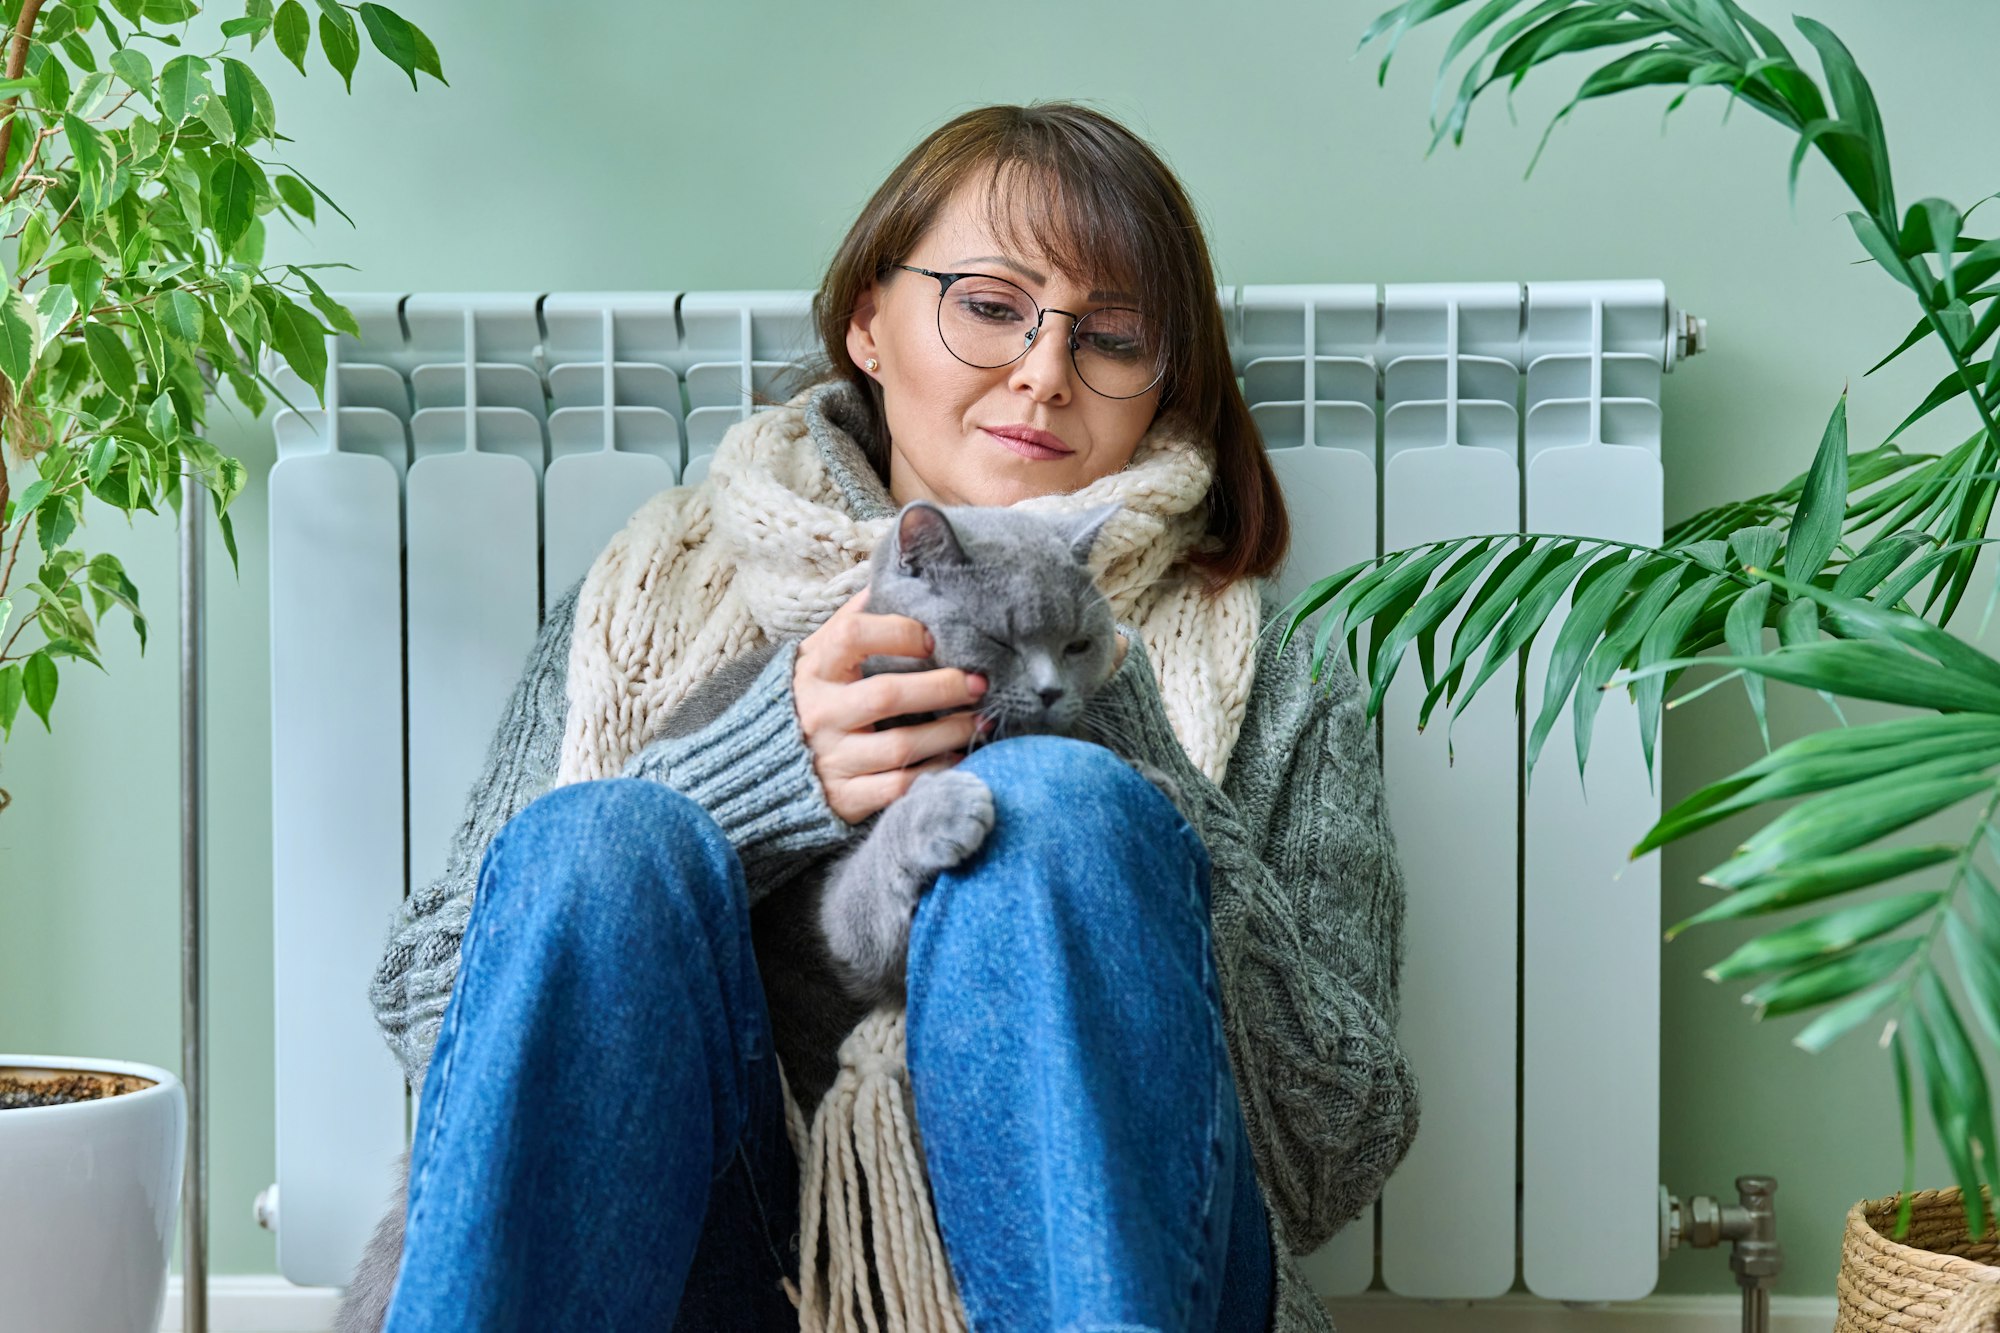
[[973, 152, 1193, 352]]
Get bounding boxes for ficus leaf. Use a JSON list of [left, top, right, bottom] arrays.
[[318, 5, 359, 91], [275, 0, 312, 75]]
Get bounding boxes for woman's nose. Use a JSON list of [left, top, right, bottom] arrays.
[[1010, 316, 1075, 401]]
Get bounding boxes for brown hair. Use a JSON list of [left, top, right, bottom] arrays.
[[806, 101, 1289, 597]]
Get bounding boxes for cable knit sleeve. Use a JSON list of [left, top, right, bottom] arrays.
[[1093, 607, 1421, 1255], [617, 637, 858, 884]]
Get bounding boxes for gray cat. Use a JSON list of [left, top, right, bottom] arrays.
[[333, 498, 1181, 1331]]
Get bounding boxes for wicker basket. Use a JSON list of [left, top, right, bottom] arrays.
[[1837, 1187, 2000, 1332]]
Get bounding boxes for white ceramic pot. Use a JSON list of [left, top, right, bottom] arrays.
[[0, 1055, 186, 1333]]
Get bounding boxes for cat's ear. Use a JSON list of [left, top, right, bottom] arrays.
[[894, 500, 969, 576], [1064, 502, 1123, 566]]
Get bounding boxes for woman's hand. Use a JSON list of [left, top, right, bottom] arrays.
[[793, 586, 990, 824]]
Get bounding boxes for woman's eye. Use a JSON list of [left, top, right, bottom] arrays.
[[1081, 333, 1140, 360], [959, 298, 1022, 324]]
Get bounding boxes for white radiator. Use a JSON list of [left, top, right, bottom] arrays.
[[264, 281, 1690, 1304]]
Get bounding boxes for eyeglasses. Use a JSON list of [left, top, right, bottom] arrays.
[[893, 263, 1167, 400]]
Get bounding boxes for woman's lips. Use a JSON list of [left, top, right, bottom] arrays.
[[983, 427, 1072, 461]]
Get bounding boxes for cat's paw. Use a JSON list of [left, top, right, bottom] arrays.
[[898, 767, 995, 874]]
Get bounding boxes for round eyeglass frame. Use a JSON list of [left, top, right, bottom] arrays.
[[892, 263, 1168, 400]]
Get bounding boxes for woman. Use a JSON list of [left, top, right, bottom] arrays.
[[367, 102, 1419, 1332]]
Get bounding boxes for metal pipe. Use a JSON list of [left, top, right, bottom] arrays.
[[178, 453, 207, 1333]]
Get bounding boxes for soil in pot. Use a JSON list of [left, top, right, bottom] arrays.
[[0, 1067, 155, 1110]]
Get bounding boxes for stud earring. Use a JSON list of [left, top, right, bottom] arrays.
[[864, 357, 879, 373]]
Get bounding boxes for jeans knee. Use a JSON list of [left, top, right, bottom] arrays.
[[949, 734, 1210, 928], [960, 733, 1191, 848], [481, 778, 742, 941]]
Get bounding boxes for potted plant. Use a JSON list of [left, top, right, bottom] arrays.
[[1309, 1, 2000, 1323], [0, 0, 442, 1327]]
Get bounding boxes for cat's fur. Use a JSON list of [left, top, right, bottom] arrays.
[[333, 499, 1181, 1331]]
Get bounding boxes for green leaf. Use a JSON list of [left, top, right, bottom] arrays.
[[1574, 559, 1685, 779], [109, 47, 155, 99], [1740, 936, 1919, 1019], [1706, 891, 1942, 982], [83, 321, 138, 400], [1782, 391, 1848, 586], [274, 171, 314, 219], [1967, 859, 2000, 954], [272, 161, 355, 226], [33, 283, 76, 356], [1914, 969, 2000, 1216], [275, 0, 311, 74], [1457, 540, 1604, 726], [285, 263, 361, 338], [208, 151, 264, 253], [1527, 550, 1644, 776], [1647, 717, 2000, 858], [1667, 844, 1960, 940], [408, 15, 443, 84], [1794, 16, 1893, 218], [1635, 572, 1729, 779], [261, 286, 328, 396], [38, 51, 71, 115], [1751, 566, 2000, 692], [0, 663, 18, 740], [23, 650, 57, 729], [1891, 1027, 1919, 1237], [16, 211, 50, 275], [1833, 530, 1930, 598], [1624, 638, 2000, 716], [1720, 524, 1784, 572], [1793, 983, 1900, 1055], [147, 389, 178, 443], [157, 289, 204, 346], [214, 266, 253, 314], [1946, 913, 2000, 1050], [198, 89, 236, 143], [63, 113, 112, 215], [1419, 538, 1559, 730], [0, 286, 40, 390], [357, 2, 419, 89], [319, 5, 359, 91], [1703, 769, 1992, 892], [1722, 581, 1773, 747], [158, 53, 210, 125], [220, 57, 258, 141]]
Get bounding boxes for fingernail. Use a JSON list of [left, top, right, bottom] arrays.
[[976, 715, 996, 734], [967, 673, 987, 696], [926, 631, 936, 655]]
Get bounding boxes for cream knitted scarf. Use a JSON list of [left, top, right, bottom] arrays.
[[554, 380, 1262, 1329]]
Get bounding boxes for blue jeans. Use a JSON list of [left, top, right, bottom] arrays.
[[382, 734, 1275, 1332]]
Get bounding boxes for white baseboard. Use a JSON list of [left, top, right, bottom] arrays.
[[1323, 1292, 1836, 1331], [158, 1276, 1835, 1332], [158, 1277, 340, 1332]]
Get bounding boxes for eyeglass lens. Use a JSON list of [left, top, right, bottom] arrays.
[[935, 274, 1164, 398]]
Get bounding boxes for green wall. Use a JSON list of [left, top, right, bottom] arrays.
[[2, 0, 1992, 1297]]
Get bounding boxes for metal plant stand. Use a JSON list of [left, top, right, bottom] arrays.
[[179, 453, 208, 1333]]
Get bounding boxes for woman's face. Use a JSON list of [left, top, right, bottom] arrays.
[[846, 172, 1164, 508]]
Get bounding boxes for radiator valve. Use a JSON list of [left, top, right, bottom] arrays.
[[1662, 1176, 1782, 1333]]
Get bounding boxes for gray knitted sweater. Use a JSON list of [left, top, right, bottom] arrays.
[[367, 388, 1420, 1330]]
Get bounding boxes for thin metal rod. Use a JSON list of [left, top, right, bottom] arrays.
[[178, 454, 207, 1333]]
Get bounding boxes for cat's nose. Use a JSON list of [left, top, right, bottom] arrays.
[[1038, 687, 1065, 709]]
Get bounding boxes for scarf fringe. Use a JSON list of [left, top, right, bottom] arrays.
[[779, 1008, 969, 1333]]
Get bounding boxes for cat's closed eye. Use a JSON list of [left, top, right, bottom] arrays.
[[1065, 639, 1091, 656]]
